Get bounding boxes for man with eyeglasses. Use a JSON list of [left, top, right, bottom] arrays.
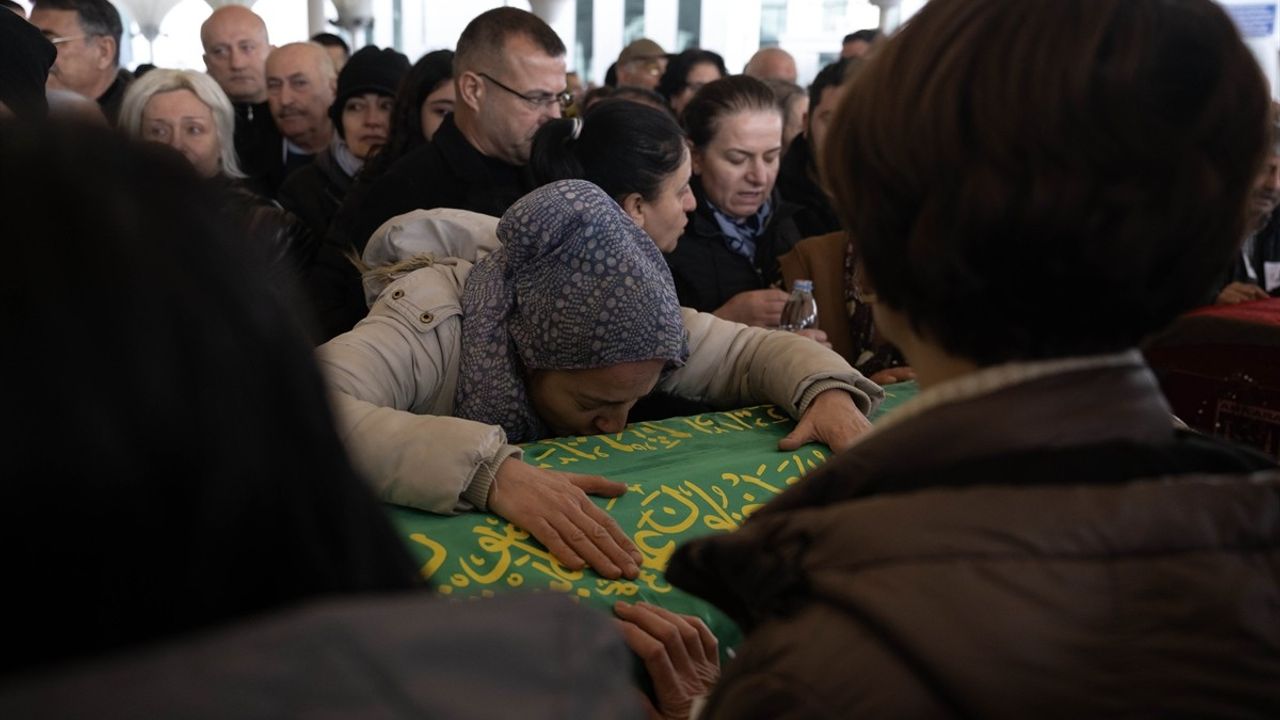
[[29, 0, 131, 125], [201, 5, 284, 197], [614, 38, 668, 92], [310, 7, 569, 341]]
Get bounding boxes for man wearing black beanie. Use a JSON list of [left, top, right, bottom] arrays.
[[0, 9, 57, 120]]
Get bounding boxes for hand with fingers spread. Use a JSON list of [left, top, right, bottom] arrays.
[[779, 388, 872, 454], [713, 289, 790, 328], [488, 459, 642, 579], [615, 601, 720, 720]]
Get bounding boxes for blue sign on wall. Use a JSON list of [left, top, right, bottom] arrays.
[[1225, 3, 1278, 38]]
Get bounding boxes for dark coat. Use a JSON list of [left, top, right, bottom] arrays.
[[669, 359, 1280, 718], [776, 133, 842, 240], [1227, 209, 1280, 296], [96, 68, 132, 126], [305, 114, 535, 342], [277, 149, 353, 242], [664, 180, 804, 314], [232, 101, 285, 198]]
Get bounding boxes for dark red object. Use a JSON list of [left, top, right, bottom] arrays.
[[1144, 298, 1280, 458]]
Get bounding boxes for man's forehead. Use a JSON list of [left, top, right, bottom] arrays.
[[206, 11, 267, 44], [30, 8, 79, 32], [267, 48, 324, 76]]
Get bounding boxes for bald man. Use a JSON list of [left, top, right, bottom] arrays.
[[201, 5, 284, 195], [744, 47, 797, 84], [265, 42, 337, 182]]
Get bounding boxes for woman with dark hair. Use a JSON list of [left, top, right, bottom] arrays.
[[279, 46, 409, 240], [623, 0, 1280, 716], [665, 75, 803, 329], [305, 50, 456, 345], [0, 121, 421, 675], [530, 100, 693, 251], [359, 49, 456, 184], [656, 48, 726, 118]]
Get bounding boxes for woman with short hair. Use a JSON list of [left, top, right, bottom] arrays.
[[626, 0, 1280, 716], [120, 69, 317, 285], [119, 68, 243, 180]]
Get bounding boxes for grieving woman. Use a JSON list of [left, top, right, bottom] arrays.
[[623, 0, 1280, 716], [665, 76, 804, 328], [319, 180, 882, 580]]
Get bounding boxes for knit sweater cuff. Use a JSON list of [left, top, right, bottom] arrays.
[[797, 378, 866, 416], [463, 445, 523, 511]]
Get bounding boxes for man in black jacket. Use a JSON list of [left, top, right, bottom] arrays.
[[30, 0, 131, 124], [776, 57, 855, 240], [309, 7, 570, 341], [201, 5, 284, 197]]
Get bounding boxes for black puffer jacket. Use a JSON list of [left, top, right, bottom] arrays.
[[664, 180, 803, 314]]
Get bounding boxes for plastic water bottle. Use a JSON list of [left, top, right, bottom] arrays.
[[780, 279, 818, 331]]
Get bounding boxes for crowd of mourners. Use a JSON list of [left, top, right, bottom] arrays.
[[1, 0, 1279, 716]]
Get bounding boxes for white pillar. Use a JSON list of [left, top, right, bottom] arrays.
[[699, 0, 761, 75], [870, 0, 903, 35], [530, 0, 576, 69], [593, 0, 625, 85], [643, 0, 679, 51], [307, 0, 327, 37]]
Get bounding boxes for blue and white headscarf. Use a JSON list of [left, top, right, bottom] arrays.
[[455, 180, 689, 442]]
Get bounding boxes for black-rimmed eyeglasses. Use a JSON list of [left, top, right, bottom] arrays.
[[478, 72, 573, 111]]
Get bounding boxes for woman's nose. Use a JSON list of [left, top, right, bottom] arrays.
[[593, 409, 627, 435]]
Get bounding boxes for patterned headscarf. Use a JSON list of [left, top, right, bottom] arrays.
[[455, 180, 690, 442]]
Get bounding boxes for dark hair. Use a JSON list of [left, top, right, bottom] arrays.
[[454, 7, 565, 75], [656, 49, 727, 104], [0, 121, 421, 673], [824, 0, 1269, 365], [843, 29, 879, 45], [764, 77, 804, 114], [33, 0, 122, 64], [808, 57, 852, 112], [608, 86, 672, 114], [682, 75, 780, 148], [361, 49, 454, 183], [604, 61, 617, 88], [580, 85, 614, 111], [311, 31, 350, 54], [530, 100, 686, 202]]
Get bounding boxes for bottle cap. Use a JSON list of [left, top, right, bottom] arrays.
[[793, 279, 814, 292]]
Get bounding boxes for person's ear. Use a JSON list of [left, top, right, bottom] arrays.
[[689, 142, 704, 176], [457, 72, 484, 112], [619, 192, 645, 228], [94, 36, 116, 72]]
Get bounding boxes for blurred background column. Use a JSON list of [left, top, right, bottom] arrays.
[[531, 0, 577, 66], [869, 0, 902, 34]]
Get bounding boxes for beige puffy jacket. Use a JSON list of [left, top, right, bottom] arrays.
[[318, 210, 882, 515]]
